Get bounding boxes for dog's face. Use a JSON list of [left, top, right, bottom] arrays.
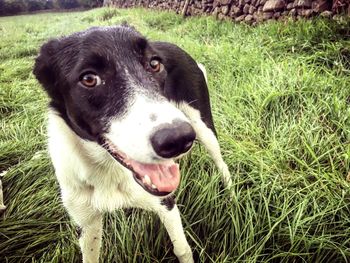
[[34, 25, 196, 196]]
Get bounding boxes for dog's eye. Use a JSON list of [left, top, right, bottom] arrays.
[[80, 73, 101, 88], [149, 58, 163, 73]]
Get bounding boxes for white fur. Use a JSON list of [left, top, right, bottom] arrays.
[[197, 63, 208, 83], [0, 179, 5, 211], [177, 103, 232, 188], [48, 110, 163, 212], [48, 109, 193, 263], [106, 94, 190, 164], [195, 63, 232, 187]]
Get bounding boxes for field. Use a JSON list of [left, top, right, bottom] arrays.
[[1, 7, 350, 263]]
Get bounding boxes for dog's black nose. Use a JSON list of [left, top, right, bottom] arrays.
[[151, 121, 196, 158]]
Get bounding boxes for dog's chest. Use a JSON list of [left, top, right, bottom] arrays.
[[48, 113, 146, 211], [85, 165, 139, 209]]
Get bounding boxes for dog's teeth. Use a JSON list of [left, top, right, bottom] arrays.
[[144, 175, 151, 185], [151, 184, 157, 189]]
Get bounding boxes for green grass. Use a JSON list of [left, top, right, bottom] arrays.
[[1, 7, 350, 263]]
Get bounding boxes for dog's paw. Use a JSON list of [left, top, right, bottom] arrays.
[[174, 246, 193, 263], [176, 252, 194, 263], [0, 204, 6, 213], [219, 162, 237, 200], [219, 162, 232, 189]]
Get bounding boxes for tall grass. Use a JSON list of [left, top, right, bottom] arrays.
[[0, 8, 350, 262]]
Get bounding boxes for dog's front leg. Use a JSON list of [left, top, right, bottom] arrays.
[[153, 198, 194, 263], [179, 104, 232, 188], [64, 197, 103, 263], [195, 123, 232, 188], [78, 214, 103, 263]]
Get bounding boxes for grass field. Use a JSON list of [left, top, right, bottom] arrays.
[[1, 7, 350, 263]]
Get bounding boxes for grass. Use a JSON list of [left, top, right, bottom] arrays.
[[1, 7, 350, 263]]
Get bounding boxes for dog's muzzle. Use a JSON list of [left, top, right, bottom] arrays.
[[150, 121, 196, 159], [98, 121, 195, 197]]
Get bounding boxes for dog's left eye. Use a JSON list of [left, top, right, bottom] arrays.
[[80, 73, 102, 88], [149, 58, 163, 73]]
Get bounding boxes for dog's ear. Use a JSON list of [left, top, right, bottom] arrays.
[[33, 39, 71, 105], [33, 39, 62, 99]]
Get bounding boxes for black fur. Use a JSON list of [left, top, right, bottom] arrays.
[[33, 25, 216, 143], [76, 226, 82, 239], [151, 42, 216, 134], [161, 196, 176, 211]]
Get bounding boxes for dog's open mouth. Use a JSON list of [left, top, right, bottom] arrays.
[[99, 137, 180, 196]]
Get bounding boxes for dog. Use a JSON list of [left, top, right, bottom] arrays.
[[33, 24, 232, 263]]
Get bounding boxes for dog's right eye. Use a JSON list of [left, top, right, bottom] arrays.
[[149, 58, 164, 73], [79, 73, 101, 88]]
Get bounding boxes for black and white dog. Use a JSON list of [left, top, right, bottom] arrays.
[[33, 25, 231, 263]]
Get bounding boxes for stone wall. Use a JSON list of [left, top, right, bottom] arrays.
[[108, 0, 350, 24]]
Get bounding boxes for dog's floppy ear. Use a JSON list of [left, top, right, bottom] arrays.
[[33, 39, 61, 98]]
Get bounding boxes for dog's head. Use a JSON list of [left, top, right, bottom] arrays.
[[34, 25, 196, 196]]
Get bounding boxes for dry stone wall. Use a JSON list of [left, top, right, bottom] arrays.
[[109, 0, 349, 24]]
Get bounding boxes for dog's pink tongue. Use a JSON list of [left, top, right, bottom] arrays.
[[130, 161, 180, 192]]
